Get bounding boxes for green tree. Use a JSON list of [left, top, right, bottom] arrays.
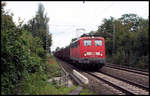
[[96, 17, 114, 39], [55, 47, 60, 51], [28, 3, 52, 53], [1, 2, 49, 94], [119, 13, 140, 32], [1, 2, 31, 94], [91, 13, 149, 70], [71, 38, 77, 42]]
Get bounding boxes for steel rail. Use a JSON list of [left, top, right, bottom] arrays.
[[99, 71, 149, 91], [87, 72, 135, 95], [105, 64, 149, 76]]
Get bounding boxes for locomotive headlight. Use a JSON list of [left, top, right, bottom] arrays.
[[100, 51, 103, 56], [84, 52, 87, 56], [100, 53, 103, 56]]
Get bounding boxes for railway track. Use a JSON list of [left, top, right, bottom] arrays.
[[99, 70, 149, 91], [55, 57, 149, 95], [55, 57, 85, 86], [102, 64, 149, 90], [105, 63, 149, 76], [87, 72, 149, 95]]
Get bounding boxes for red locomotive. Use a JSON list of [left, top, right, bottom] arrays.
[[54, 34, 106, 70]]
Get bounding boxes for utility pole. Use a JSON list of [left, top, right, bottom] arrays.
[[46, 25, 49, 56], [46, 30, 48, 56], [113, 23, 115, 55], [83, 0, 85, 4]]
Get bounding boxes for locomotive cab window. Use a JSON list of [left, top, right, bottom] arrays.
[[84, 40, 92, 46], [95, 40, 102, 46]]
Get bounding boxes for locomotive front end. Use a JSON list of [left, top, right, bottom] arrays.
[[79, 36, 106, 69]]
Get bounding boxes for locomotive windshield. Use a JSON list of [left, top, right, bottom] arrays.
[[95, 40, 102, 46], [84, 40, 92, 46]]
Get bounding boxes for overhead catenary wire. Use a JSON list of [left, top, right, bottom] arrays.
[[49, 24, 89, 36], [88, 2, 115, 26], [49, 25, 76, 35], [49, 2, 115, 36], [77, 2, 115, 32]]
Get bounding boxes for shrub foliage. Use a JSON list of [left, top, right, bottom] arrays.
[[1, 2, 52, 94]]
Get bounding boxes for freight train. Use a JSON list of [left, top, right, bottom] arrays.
[[54, 34, 106, 70]]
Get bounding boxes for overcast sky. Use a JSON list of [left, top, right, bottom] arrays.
[[3, 1, 149, 51]]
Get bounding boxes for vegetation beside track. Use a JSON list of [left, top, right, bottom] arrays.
[[17, 55, 94, 95], [14, 54, 79, 95], [1, 3, 80, 95], [88, 14, 149, 71], [79, 86, 95, 95]]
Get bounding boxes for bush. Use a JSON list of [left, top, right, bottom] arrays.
[[1, 9, 47, 94], [1, 14, 31, 94], [137, 55, 149, 69]]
